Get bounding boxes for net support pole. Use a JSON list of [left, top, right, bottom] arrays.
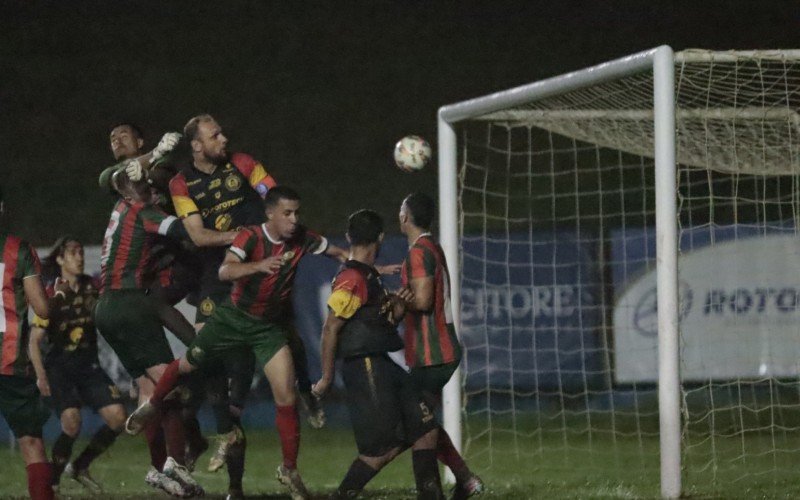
[[653, 45, 681, 499], [439, 114, 461, 485]]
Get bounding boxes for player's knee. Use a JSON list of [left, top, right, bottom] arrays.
[[61, 409, 82, 437], [17, 436, 47, 465], [102, 404, 127, 432]]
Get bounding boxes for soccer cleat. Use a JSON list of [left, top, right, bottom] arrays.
[[145, 466, 187, 497], [125, 399, 158, 435], [64, 462, 103, 494], [164, 456, 205, 497], [450, 473, 485, 500], [207, 427, 243, 472], [299, 390, 326, 429], [276, 464, 310, 500], [185, 436, 210, 473]]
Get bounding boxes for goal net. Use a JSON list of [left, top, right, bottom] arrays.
[[440, 48, 800, 497]]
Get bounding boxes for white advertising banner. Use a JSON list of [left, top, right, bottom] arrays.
[[614, 234, 800, 383]]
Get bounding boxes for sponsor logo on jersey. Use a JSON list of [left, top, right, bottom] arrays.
[[208, 179, 222, 189], [215, 213, 233, 231], [200, 298, 216, 317], [67, 326, 84, 351], [225, 174, 242, 192], [214, 191, 222, 199]]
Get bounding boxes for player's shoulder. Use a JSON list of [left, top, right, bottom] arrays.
[[334, 266, 367, 289], [169, 168, 190, 189], [230, 152, 258, 172]]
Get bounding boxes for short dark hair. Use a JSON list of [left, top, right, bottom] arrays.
[[264, 186, 301, 209], [43, 236, 82, 281], [347, 209, 383, 246], [110, 122, 144, 140], [403, 192, 435, 230], [183, 114, 216, 140]]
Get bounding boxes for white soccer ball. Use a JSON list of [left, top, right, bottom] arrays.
[[393, 135, 432, 172]]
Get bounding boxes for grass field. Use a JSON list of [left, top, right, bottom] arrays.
[[2, 415, 800, 499]]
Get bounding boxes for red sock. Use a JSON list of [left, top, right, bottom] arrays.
[[152, 359, 181, 406], [437, 428, 469, 481], [145, 422, 167, 470], [163, 408, 186, 464], [26, 462, 53, 500], [275, 405, 300, 469]]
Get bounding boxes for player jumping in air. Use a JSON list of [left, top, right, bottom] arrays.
[[127, 186, 348, 500], [28, 236, 126, 494], [399, 192, 484, 499], [168, 114, 326, 497], [312, 209, 445, 499], [94, 172, 203, 497], [0, 186, 55, 500]]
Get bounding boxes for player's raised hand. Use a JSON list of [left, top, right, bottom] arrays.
[[255, 255, 283, 274], [376, 263, 402, 275], [152, 131, 182, 161], [124, 158, 145, 181]]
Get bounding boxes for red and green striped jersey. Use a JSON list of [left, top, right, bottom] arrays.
[[100, 199, 183, 291], [401, 234, 462, 368], [228, 224, 327, 321], [0, 233, 42, 376]]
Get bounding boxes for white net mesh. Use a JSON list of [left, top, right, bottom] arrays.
[[457, 50, 800, 496]]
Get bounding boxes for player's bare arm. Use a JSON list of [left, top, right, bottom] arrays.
[[27, 327, 50, 397], [218, 251, 282, 281], [405, 276, 434, 312], [23, 274, 49, 319], [182, 213, 238, 247], [324, 244, 349, 263], [312, 313, 346, 398], [375, 263, 402, 275]]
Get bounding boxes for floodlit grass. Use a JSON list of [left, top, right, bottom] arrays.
[[1, 417, 800, 499]]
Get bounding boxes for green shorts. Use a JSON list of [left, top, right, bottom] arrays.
[[95, 289, 175, 379], [408, 361, 460, 402], [186, 304, 288, 371], [0, 375, 50, 438]]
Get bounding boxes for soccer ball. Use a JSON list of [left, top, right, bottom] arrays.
[[393, 135, 432, 172]]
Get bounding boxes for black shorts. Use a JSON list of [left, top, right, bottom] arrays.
[[47, 362, 123, 415], [342, 354, 437, 457]]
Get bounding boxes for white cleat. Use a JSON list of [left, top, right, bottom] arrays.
[[276, 464, 310, 500], [145, 466, 187, 497], [163, 456, 204, 497]]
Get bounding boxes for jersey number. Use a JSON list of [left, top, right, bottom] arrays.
[[100, 211, 121, 267]]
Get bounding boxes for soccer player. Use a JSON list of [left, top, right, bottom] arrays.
[[169, 114, 323, 492], [312, 209, 444, 499], [102, 122, 211, 471], [399, 192, 484, 499], [0, 186, 55, 500], [127, 186, 349, 500], [94, 172, 202, 497], [28, 237, 126, 493]]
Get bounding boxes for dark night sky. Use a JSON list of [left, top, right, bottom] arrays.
[[0, 0, 796, 244]]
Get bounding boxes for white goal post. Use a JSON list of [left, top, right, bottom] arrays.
[[437, 46, 800, 498]]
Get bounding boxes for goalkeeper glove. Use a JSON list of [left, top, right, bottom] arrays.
[[151, 132, 182, 162], [124, 159, 145, 181]]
